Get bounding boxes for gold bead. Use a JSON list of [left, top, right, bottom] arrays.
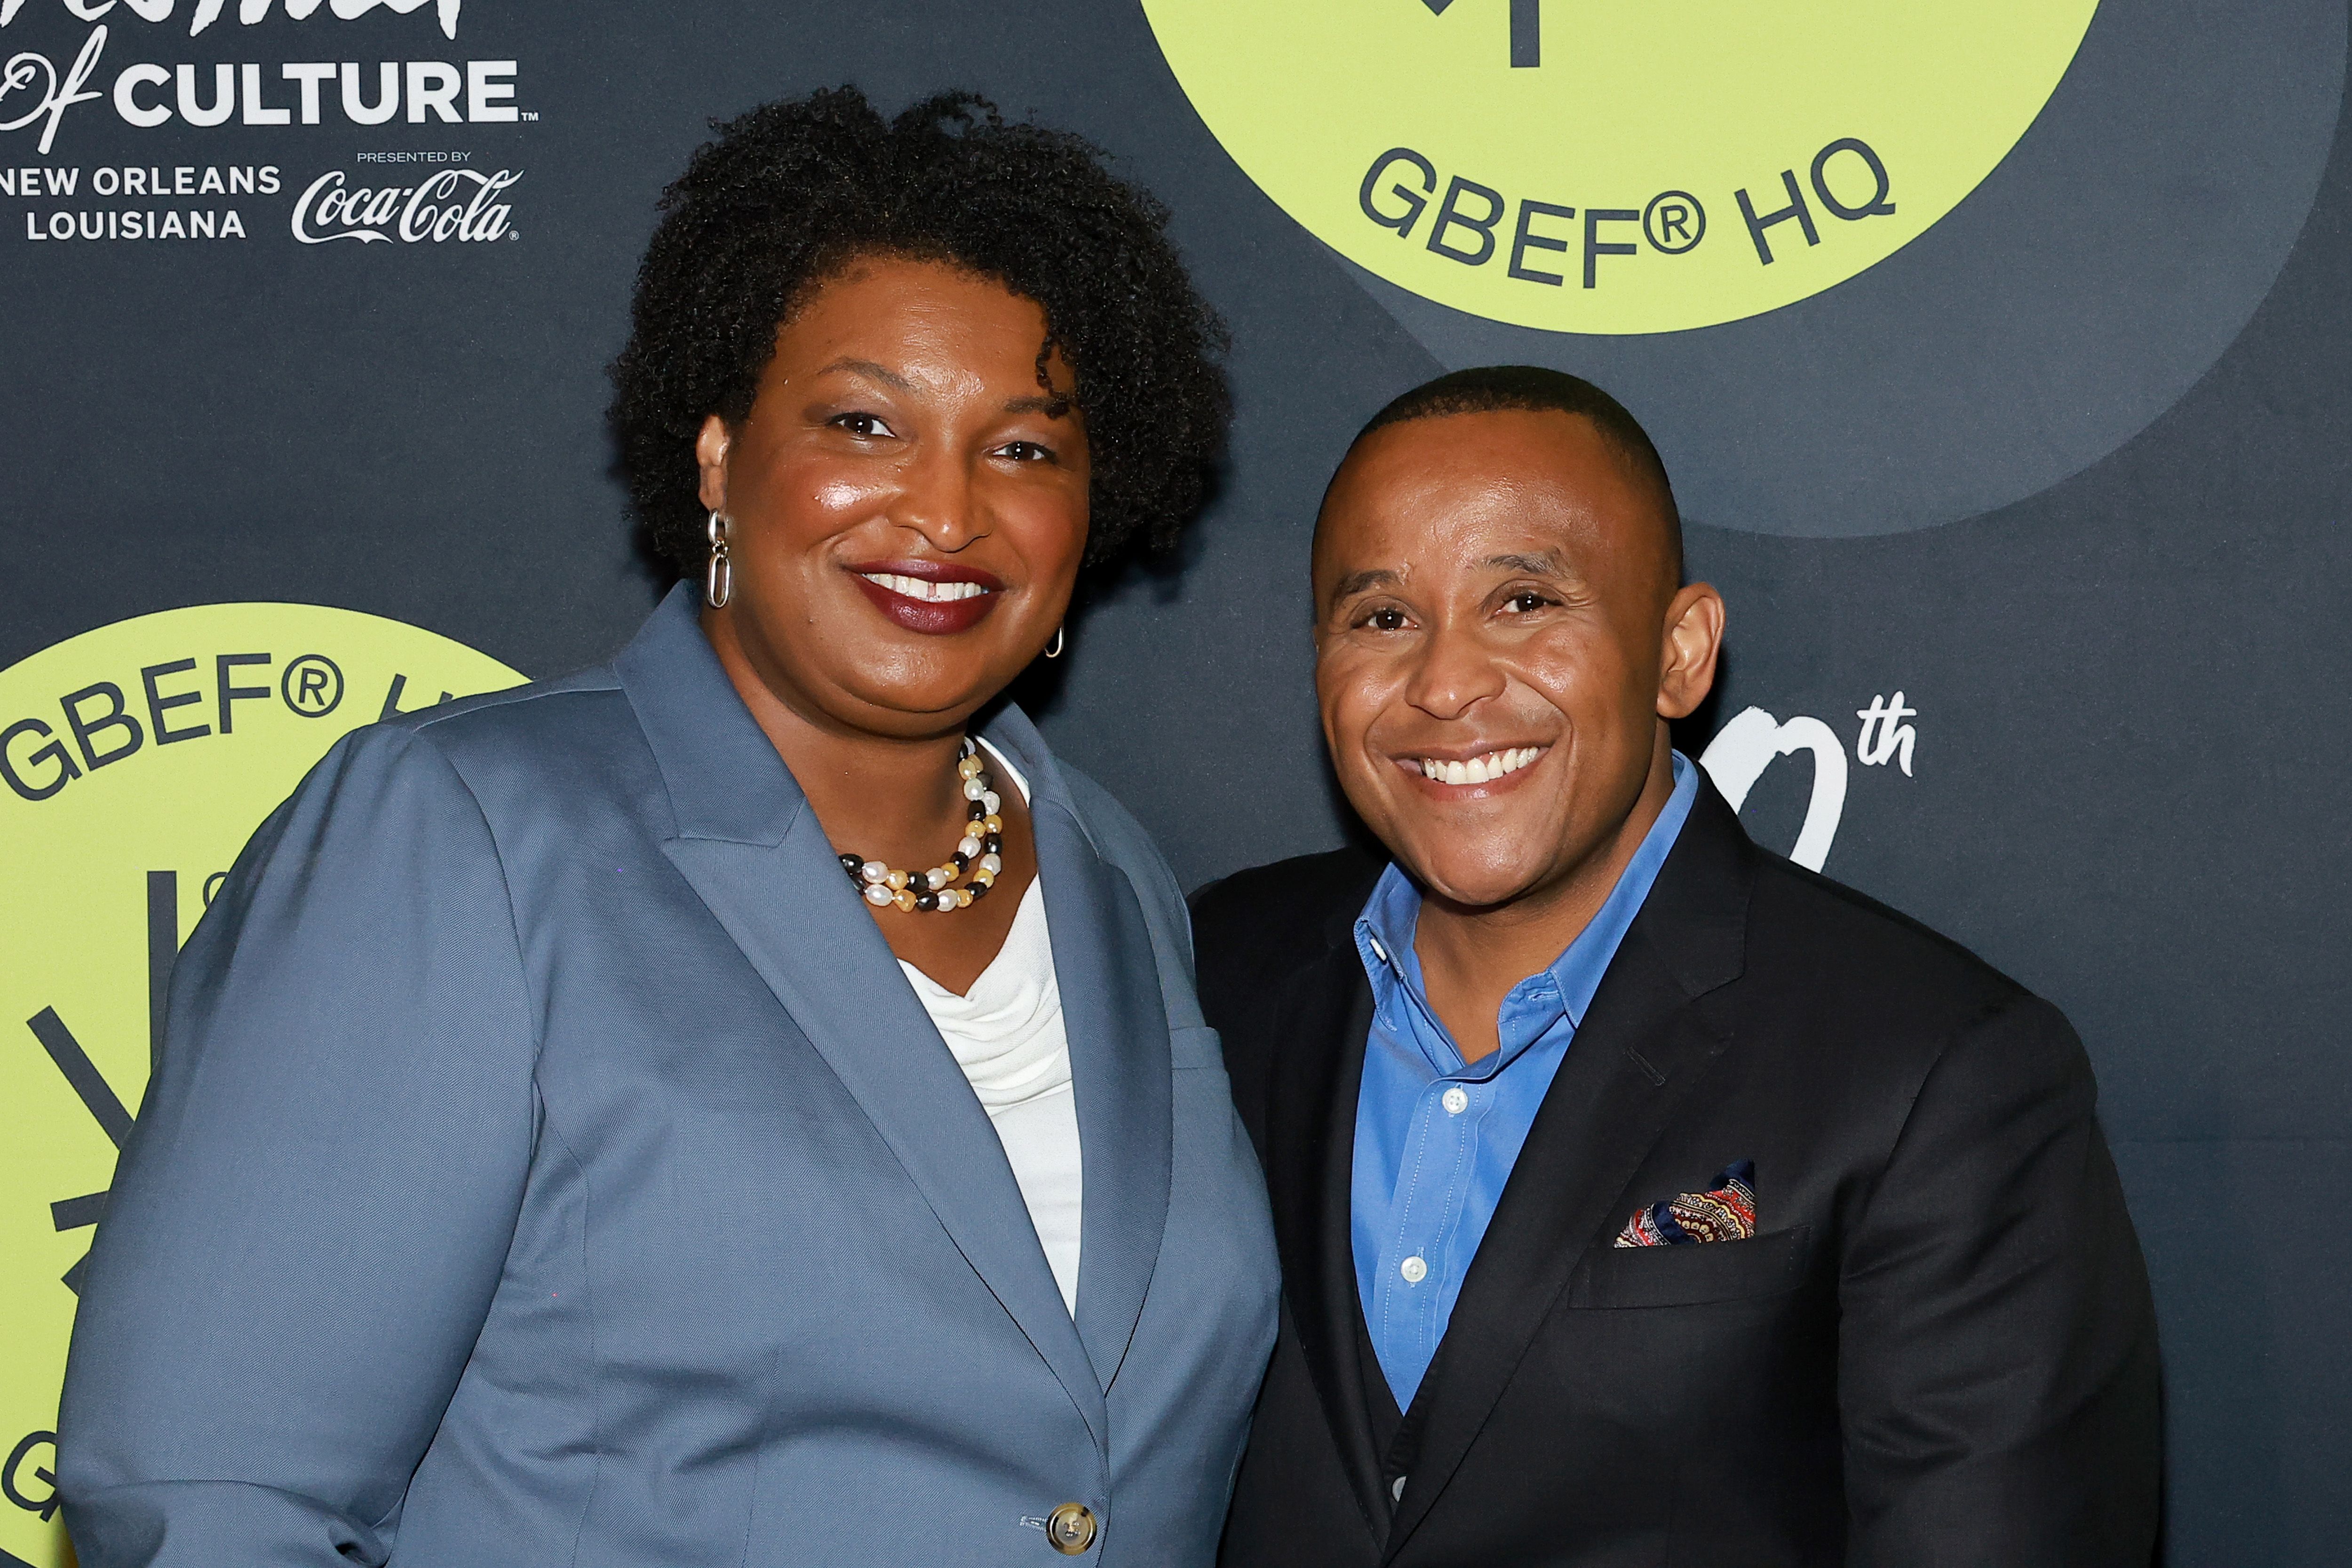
[[891, 889, 916, 912], [885, 869, 908, 891], [958, 756, 985, 779], [983, 814, 1003, 834], [970, 868, 995, 887]]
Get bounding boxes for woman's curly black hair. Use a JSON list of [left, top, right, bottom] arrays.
[[609, 86, 1230, 577]]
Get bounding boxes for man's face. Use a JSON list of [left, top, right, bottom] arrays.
[[1312, 408, 1712, 911]]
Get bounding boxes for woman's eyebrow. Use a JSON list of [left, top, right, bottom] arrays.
[[815, 356, 914, 391]]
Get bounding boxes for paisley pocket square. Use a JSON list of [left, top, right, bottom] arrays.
[[1614, 1160, 1756, 1247]]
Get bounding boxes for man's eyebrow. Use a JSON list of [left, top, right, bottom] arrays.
[[1330, 567, 1401, 600], [814, 356, 914, 392], [1482, 550, 1571, 575]]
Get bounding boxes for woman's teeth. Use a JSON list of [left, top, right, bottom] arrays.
[[1419, 747, 1542, 786], [860, 572, 991, 602]]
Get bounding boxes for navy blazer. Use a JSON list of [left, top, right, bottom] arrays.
[[59, 585, 1280, 1568]]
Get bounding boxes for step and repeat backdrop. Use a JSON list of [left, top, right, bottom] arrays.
[[2, 1, 2345, 1561]]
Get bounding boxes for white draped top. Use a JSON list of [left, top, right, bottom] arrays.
[[897, 744, 1083, 1316]]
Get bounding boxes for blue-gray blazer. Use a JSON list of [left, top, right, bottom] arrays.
[[58, 586, 1280, 1568]]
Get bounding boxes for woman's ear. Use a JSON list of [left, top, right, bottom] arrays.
[[695, 414, 731, 514], [1656, 581, 1726, 721]]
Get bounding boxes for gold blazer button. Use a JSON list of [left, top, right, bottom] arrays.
[[1046, 1502, 1097, 1555]]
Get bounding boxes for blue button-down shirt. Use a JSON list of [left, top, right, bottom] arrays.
[[1351, 751, 1699, 1408]]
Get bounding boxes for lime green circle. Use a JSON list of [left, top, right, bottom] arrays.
[[0, 604, 521, 1567], [1145, 0, 2098, 334]]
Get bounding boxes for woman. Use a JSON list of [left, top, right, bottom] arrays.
[[59, 88, 1278, 1567]]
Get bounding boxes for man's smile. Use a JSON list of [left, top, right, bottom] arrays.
[[1394, 744, 1549, 788]]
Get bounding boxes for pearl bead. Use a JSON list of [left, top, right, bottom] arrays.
[[833, 737, 1000, 916]]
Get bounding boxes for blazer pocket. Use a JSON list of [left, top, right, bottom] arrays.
[[1169, 1024, 1226, 1071], [1570, 1225, 1812, 1310]]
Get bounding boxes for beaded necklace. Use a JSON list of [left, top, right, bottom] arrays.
[[837, 738, 1006, 914]]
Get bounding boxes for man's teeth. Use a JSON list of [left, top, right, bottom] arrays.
[[1419, 747, 1542, 786], [860, 572, 991, 602]]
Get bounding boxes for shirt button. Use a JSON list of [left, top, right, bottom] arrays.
[[1442, 1086, 1469, 1115], [1369, 936, 1389, 962], [1400, 1255, 1428, 1284]]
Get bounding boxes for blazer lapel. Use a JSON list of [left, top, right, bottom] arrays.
[[1001, 714, 1176, 1391], [1383, 787, 1756, 1559], [618, 588, 1107, 1449], [1265, 934, 1392, 1535]]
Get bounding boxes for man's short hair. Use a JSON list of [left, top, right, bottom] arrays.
[[1353, 366, 1683, 585]]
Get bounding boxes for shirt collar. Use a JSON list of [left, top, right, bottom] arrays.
[[1352, 751, 1700, 1070]]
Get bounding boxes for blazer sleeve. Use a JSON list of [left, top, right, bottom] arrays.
[[57, 724, 540, 1568], [1836, 991, 2161, 1567]]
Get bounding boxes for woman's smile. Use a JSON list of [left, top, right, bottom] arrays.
[[846, 557, 1006, 635]]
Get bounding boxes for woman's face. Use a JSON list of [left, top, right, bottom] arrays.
[[697, 256, 1090, 740]]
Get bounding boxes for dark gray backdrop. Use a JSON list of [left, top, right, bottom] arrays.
[[3, 2, 2344, 1560]]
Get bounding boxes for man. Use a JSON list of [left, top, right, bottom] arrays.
[[1196, 367, 2159, 1566]]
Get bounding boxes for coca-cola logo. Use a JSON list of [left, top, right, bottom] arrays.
[[289, 163, 514, 243]]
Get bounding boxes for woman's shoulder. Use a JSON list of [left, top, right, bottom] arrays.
[[1049, 758, 1187, 924], [297, 664, 650, 831], [981, 708, 1182, 905], [382, 662, 644, 775]]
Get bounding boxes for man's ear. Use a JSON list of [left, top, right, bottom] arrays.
[[695, 414, 731, 514], [1656, 582, 1726, 721]]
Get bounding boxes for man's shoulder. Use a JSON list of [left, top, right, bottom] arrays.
[[1737, 844, 2045, 1042], [1190, 843, 1386, 1005], [1192, 844, 1387, 955]]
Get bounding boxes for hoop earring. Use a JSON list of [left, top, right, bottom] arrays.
[[704, 511, 732, 608], [1044, 626, 1064, 660]]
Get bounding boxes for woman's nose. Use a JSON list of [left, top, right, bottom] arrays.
[[895, 447, 980, 552]]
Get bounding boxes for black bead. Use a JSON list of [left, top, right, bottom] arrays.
[[914, 891, 937, 911], [984, 834, 1003, 854], [951, 852, 969, 870], [967, 881, 989, 899], [969, 801, 987, 819], [838, 852, 863, 872]]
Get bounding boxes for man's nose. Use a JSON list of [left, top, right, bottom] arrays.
[[896, 446, 980, 552], [1402, 619, 1506, 721]]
